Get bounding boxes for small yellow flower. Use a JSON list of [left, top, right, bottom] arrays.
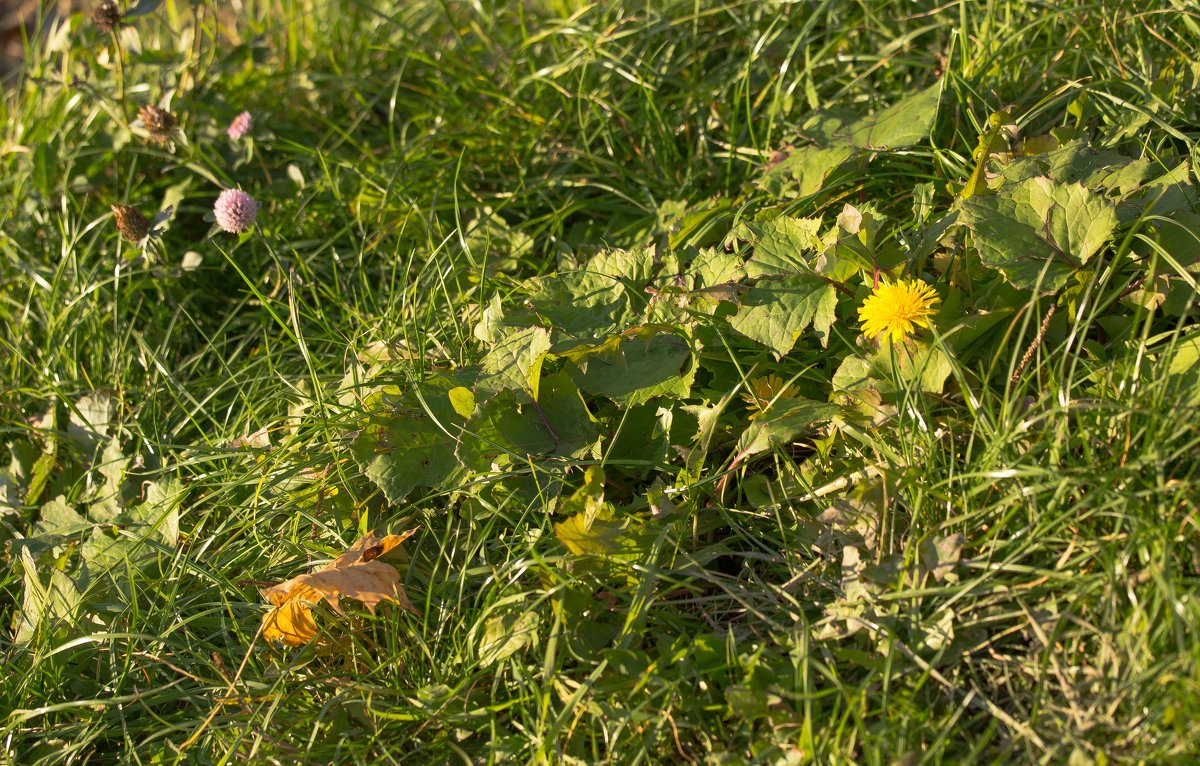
[[858, 279, 940, 343], [743, 374, 800, 419]]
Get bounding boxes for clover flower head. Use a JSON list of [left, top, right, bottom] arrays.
[[858, 278, 940, 343], [227, 111, 253, 140], [214, 189, 259, 233]]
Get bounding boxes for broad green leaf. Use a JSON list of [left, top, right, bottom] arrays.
[[6, 440, 37, 490], [605, 403, 673, 467], [67, 392, 111, 453], [1166, 333, 1200, 376], [825, 203, 895, 276], [351, 380, 466, 503], [1163, 331, 1200, 407], [587, 245, 658, 285], [97, 436, 129, 491], [726, 685, 782, 721], [730, 216, 823, 277], [944, 307, 1016, 361], [33, 496, 89, 538], [832, 355, 874, 393], [688, 246, 746, 290], [456, 381, 597, 472], [90, 440, 131, 524], [871, 337, 955, 394], [14, 548, 81, 645], [25, 410, 57, 508], [495, 463, 570, 516], [535, 371, 602, 458], [1142, 211, 1200, 277], [524, 270, 630, 340], [81, 529, 153, 571], [759, 144, 856, 198], [10, 496, 89, 564], [122, 476, 182, 547], [473, 294, 504, 344], [1016, 179, 1117, 259], [569, 330, 694, 408], [998, 140, 1140, 191], [912, 181, 936, 223], [919, 533, 965, 583], [522, 247, 656, 341], [478, 610, 539, 666], [0, 473, 16, 518], [460, 208, 534, 271], [734, 398, 841, 458], [557, 465, 607, 528], [679, 388, 738, 476], [833, 336, 955, 396], [1078, 156, 1152, 196], [729, 275, 838, 357], [448, 386, 476, 418], [757, 86, 940, 198], [846, 82, 941, 149], [960, 176, 1118, 294], [555, 512, 638, 557], [477, 326, 551, 401], [1125, 161, 1198, 219]]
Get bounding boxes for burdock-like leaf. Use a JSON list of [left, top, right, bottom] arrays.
[[350, 380, 466, 503], [476, 326, 551, 401], [759, 85, 941, 198], [730, 216, 823, 277], [729, 275, 838, 357], [261, 530, 418, 646], [555, 513, 636, 557], [457, 374, 598, 471], [13, 548, 82, 645], [846, 82, 941, 150], [568, 330, 694, 408], [733, 398, 842, 459], [478, 611, 539, 666], [760, 144, 857, 198], [960, 176, 1118, 294], [920, 533, 966, 583]]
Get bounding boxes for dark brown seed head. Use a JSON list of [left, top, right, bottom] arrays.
[[111, 204, 150, 242], [137, 104, 177, 144], [92, 1, 121, 33]]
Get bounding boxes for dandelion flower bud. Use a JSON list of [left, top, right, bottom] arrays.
[[111, 204, 150, 242], [92, 0, 121, 33], [214, 189, 259, 233], [227, 111, 253, 140], [137, 104, 177, 144]]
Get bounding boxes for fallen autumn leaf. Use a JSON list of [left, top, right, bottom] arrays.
[[260, 529, 419, 646]]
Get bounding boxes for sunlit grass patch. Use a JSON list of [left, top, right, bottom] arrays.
[[1, 0, 1198, 763]]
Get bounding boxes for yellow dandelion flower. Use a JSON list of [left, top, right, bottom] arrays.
[[858, 279, 940, 343], [743, 374, 800, 419]]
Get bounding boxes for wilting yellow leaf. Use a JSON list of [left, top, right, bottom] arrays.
[[260, 529, 418, 646]]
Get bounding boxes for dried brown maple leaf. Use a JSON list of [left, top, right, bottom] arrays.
[[260, 529, 418, 646]]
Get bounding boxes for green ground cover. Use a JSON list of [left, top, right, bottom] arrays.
[[2, 0, 1199, 762]]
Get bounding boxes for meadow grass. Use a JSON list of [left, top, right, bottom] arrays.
[[1, 0, 1199, 763]]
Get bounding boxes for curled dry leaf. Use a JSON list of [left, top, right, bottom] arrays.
[[260, 529, 419, 646]]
